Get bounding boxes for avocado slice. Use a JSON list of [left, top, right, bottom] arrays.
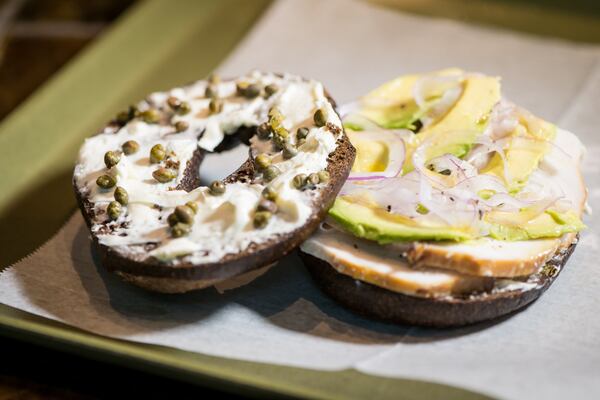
[[330, 196, 583, 244], [481, 116, 556, 193], [486, 209, 584, 241], [329, 197, 473, 244], [359, 68, 463, 131], [402, 75, 501, 173], [347, 131, 389, 173], [356, 70, 501, 174]]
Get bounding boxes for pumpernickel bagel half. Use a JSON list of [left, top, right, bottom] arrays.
[[299, 69, 587, 327], [73, 71, 355, 293]]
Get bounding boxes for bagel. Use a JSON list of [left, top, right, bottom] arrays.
[[299, 229, 577, 327], [299, 69, 588, 327], [73, 71, 355, 293]]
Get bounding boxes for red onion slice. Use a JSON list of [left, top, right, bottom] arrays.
[[468, 136, 512, 183], [412, 134, 479, 188], [413, 73, 464, 109], [417, 172, 479, 228], [483, 99, 519, 140]]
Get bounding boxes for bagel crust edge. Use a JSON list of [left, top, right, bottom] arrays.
[[299, 241, 576, 328]]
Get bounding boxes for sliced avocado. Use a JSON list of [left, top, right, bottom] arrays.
[[487, 209, 584, 241], [354, 73, 502, 173], [329, 197, 473, 244], [362, 68, 463, 103], [330, 197, 584, 244], [481, 119, 556, 193], [358, 68, 463, 131], [362, 101, 422, 131], [347, 131, 389, 172], [402, 75, 501, 173], [335, 71, 582, 244]]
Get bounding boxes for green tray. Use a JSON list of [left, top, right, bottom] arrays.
[[0, 0, 489, 398], [2, 0, 599, 397]]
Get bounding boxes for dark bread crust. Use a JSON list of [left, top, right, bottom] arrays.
[[74, 96, 355, 292], [299, 241, 577, 328]]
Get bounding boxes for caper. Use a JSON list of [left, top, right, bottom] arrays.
[[153, 167, 176, 183], [116, 110, 130, 125], [209, 98, 223, 114], [262, 186, 278, 201], [209, 180, 226, 195], [263, 165, 280, 182], [205, 85, 217, 99], [243, 84, 261, 98], [122, 140, 140, 155], [253, 211, 272, 229], [317, 170, 330, 184], [166, 96, 191, 115], [166, 96, 181, 110], [307, 173, 320, 186], [107, 201, 122, 220], [313, 108, 327, 127], [273, 126, 289, 139], [176, 101, 191, 115], [255, 153, 271, 169], [167, 212, 179, 226], [114, 186, 129, 205], [296, 127, 309, 140], [104, 151, 121, 169], [208, 73, 220, 85], [116, 105, 138, 124], [282, 144, 298, 159], [264, 84, 279, 97], [257, 199, 277, 214], [185, 201, 198, 214], [141, 108, 160, 124], [174, 205, 195, 224], [96, 174, 116, 189], [272, 133, 288, 150], [292, 174, 307, 189], [171, 222, 191, 238], [257, 122, 272, 140], [150, 144, 166, 163], [174, 120, 189, 133], [128, 105, 139, 119], [269, 106, 282, 119], [236, 82, 249, 96], [439, 169, 451, 176], [296, 138, 306, 147]]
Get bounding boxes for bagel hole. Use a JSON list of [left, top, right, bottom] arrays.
[[199, 144, 249, 185]]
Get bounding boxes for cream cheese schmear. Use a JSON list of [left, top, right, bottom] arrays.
[[74, 71, 341, 264]]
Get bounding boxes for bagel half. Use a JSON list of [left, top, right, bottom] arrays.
[[298, 69, 587, 328], [73, 71, 355, 293], [299, 239, 576, 328]]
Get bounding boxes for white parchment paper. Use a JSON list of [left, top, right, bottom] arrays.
[[2, 1, 600, 399]]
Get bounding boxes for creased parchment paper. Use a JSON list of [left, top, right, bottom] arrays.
[[2, 1, 600, 399]]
